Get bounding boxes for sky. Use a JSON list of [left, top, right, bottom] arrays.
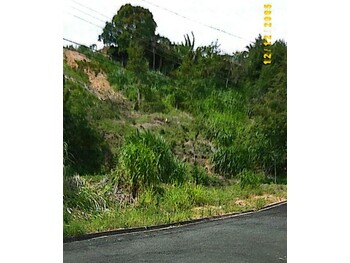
[[63, 0, 287, 54]]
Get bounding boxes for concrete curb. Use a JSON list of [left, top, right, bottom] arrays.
[[64, 200, 287, 243]]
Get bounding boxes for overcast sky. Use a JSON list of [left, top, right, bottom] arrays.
[[63, 0, 287, 54]]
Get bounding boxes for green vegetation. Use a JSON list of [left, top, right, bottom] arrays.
[[64, 176, 286, 238], [63, 3, 286, 238], [113, 130, 187, 197]]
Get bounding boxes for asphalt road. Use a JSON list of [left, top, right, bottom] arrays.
[[64, 203, 287, 263]]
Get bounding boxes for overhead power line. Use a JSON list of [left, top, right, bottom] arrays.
[[64, 1, 253, 56], [63, 37, 239, 86], [63, 38, 89, 47], [67, 12, 104, 29], [70, 6, 107, 23], [138, 0, 253, 43], [70, 0, 111, 20], [69, 0, 251, 44]]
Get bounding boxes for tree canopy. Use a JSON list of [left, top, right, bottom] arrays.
[[99, 4, 157, 55]]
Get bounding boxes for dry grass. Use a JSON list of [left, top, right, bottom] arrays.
[[63, 49, 90, 68]]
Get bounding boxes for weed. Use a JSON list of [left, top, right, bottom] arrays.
[[255, 198, 267, 210], [114, 130, 186, 197], [238, 169, 264, 189], [64, 175, 108, 212]]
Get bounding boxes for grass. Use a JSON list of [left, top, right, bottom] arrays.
[[63, 181, 286, 238], [63, 46, 287, 240]]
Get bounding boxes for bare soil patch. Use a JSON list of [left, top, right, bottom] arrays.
[[63, 49, 90, 68], [64, 49, 132, 111]]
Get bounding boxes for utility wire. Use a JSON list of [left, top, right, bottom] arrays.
[[63, 38, 89, 47], [138, 0, 253, 43], [70, 6, 107, 24], [70, 0, 111, 20], [69, 0, 252, 44], [64, 36, 179, 66], [65, 5, 238, 56], [65, 6, 238, 58], [63, 37, 238, 85], [67, 12, 104, 29]]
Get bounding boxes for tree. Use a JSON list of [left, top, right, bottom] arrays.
[[98, 22, 117, 46], [147, 34, 180, 74], [243, 35, 265, 81], [98, 4, 157, 65]]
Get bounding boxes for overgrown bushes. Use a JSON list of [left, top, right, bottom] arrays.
[[63, 175, 108, 212], [63, 70, 118, 175], [211, 146, 252, 178], [113, 130, 187, 197], [238, 169, 264, 189]]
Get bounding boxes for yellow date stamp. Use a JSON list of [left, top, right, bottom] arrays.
[[263, 4, 272, 65]]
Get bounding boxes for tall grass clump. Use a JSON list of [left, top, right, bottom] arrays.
[[191, 164, 223, 186], [211, 146, 251, 178], [63, 175, 108, 212], [238, 169, 264, 189], [114, 130, 187, 197]]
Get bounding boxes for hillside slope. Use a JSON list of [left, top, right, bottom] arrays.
[[63, 46, 219, 175], [63, 39, 287, 238]]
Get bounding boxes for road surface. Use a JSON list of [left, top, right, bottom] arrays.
[[64, 203, 287, 262]]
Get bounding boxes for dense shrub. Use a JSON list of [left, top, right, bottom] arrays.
[[115, 130, 186, 197], [63, 78, 116, 174], [63, 175, 107, 211], [63, 106, 110, 174], [238, 169, 264, 189], [211, 146, 251, 178], [191, 164, 223, 186]]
